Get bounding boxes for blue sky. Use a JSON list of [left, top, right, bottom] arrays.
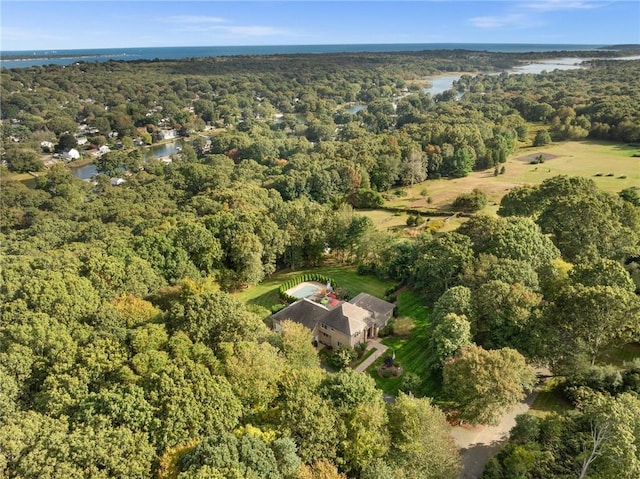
[[1, 1, 639, 51]]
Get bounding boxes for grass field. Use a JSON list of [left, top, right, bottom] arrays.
[[530, 342, 640, 417], [382, 140, 639, 215], [234, 264, 394, 309], [530, 376, 572, 417], [597, 342, 640, 367], [367, 290, 438, 397]]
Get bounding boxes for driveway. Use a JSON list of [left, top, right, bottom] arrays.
[[450, 390, 540, 479]]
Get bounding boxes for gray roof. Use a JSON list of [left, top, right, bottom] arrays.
[[323, 303, 369, 336], [271, 298, 328, 332], [349, 293, 395, 318], [272, 293, 395, 338]]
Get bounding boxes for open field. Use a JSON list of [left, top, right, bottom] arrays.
[[356, 208, 467, 234], [234, 264, 394, 310], [383, 140, 640, 215], [367, 291, 437, 397]]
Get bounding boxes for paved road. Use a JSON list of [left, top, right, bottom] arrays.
[[450, 391, 540, 479], [354, 339, 388, 373]]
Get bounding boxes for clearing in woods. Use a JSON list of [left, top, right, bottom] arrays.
[[380, 140, 639, 222]]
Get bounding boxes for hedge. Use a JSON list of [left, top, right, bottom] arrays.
[[278, 274, 338, 303]]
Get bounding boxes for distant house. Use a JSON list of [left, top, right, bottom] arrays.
[[93, 145, 110, 157], [271, 293, 395, 349], [157, 129, 178, 140], [110, 178, 126, 186], [62, 148, 80, 160], [40, 141, 54, 152], [76, 137, 88, 146]]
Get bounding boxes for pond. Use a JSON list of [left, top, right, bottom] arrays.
[[346, 104, 367, 114], [70, 141, 184, 179]]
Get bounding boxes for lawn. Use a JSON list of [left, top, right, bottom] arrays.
[[367, 290, 438, 397], [597, 342, 640, 367], [530, 342, 640, 417], [530, 376, 572, 417], [382, 140, 639, 216], [234, 264, 395, 310], [356, 208, 468, 234]]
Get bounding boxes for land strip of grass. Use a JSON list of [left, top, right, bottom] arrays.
[[234, 264, 394, 310], [368, 290, 437, 397]]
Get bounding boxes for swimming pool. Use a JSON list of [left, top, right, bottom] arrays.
[[288, 282, 323, 299]]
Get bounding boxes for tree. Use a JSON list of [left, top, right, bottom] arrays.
[[577, 391, 640, 479], [298, 460, 346, 479], [279, 320, 320, 370], [443, 345, 536, 425], [275, 371, 342, 464], [4, 147, 44, 172], [223, 341, 285, 413], [570, 257, 636, 292], [452, 188, 487, 212], [387, 393, 461, 479], [178, 432, 286, 479], [147, 360, 242, 450], [400, 150, 426, 185], [412, 232, 474, 299], [533, 129, 551, 146], [485, 217, 561, 269], [444, 146, 474, 178], [471, 280, 542, 351], [169, 291, 268, 351], [428, 313, 472, 370], [545, 284, 640, 366], [431, 286, 472, 326], [55, 133, 78, 152]]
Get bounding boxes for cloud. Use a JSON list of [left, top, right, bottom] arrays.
[[1, 27, 67, 44], [162, 15, 227, 24], [522, 1, 604, 11], [469, 13, 529, 29], [160, 14, 288, 37]]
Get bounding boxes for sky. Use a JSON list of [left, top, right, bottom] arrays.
[[1, 0, 639, 51]]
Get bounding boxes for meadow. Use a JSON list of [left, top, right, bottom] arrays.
[[382, 140, 639, 219]]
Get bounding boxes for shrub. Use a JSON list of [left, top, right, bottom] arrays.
[[378, 320, 394, 337], [278, 274, 338, 303], [533, 129, 551, 147], [328, 345, 357, 370], [399, 372, 423, 396], [384, 355, 394, 368], [355, 342, 368, 359], [452, 188, 488, 212], [271, 303, 287, 314]]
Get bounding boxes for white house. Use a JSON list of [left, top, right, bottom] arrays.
[[62, 148, 80, 160]]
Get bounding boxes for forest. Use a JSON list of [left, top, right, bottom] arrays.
[[1, 48, 640, 479]]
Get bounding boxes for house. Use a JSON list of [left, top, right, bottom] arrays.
[[271, 293, 395, 349], [62, 148, 80, 160]]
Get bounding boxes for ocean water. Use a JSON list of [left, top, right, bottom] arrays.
[[0, 43, 606, 69]]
